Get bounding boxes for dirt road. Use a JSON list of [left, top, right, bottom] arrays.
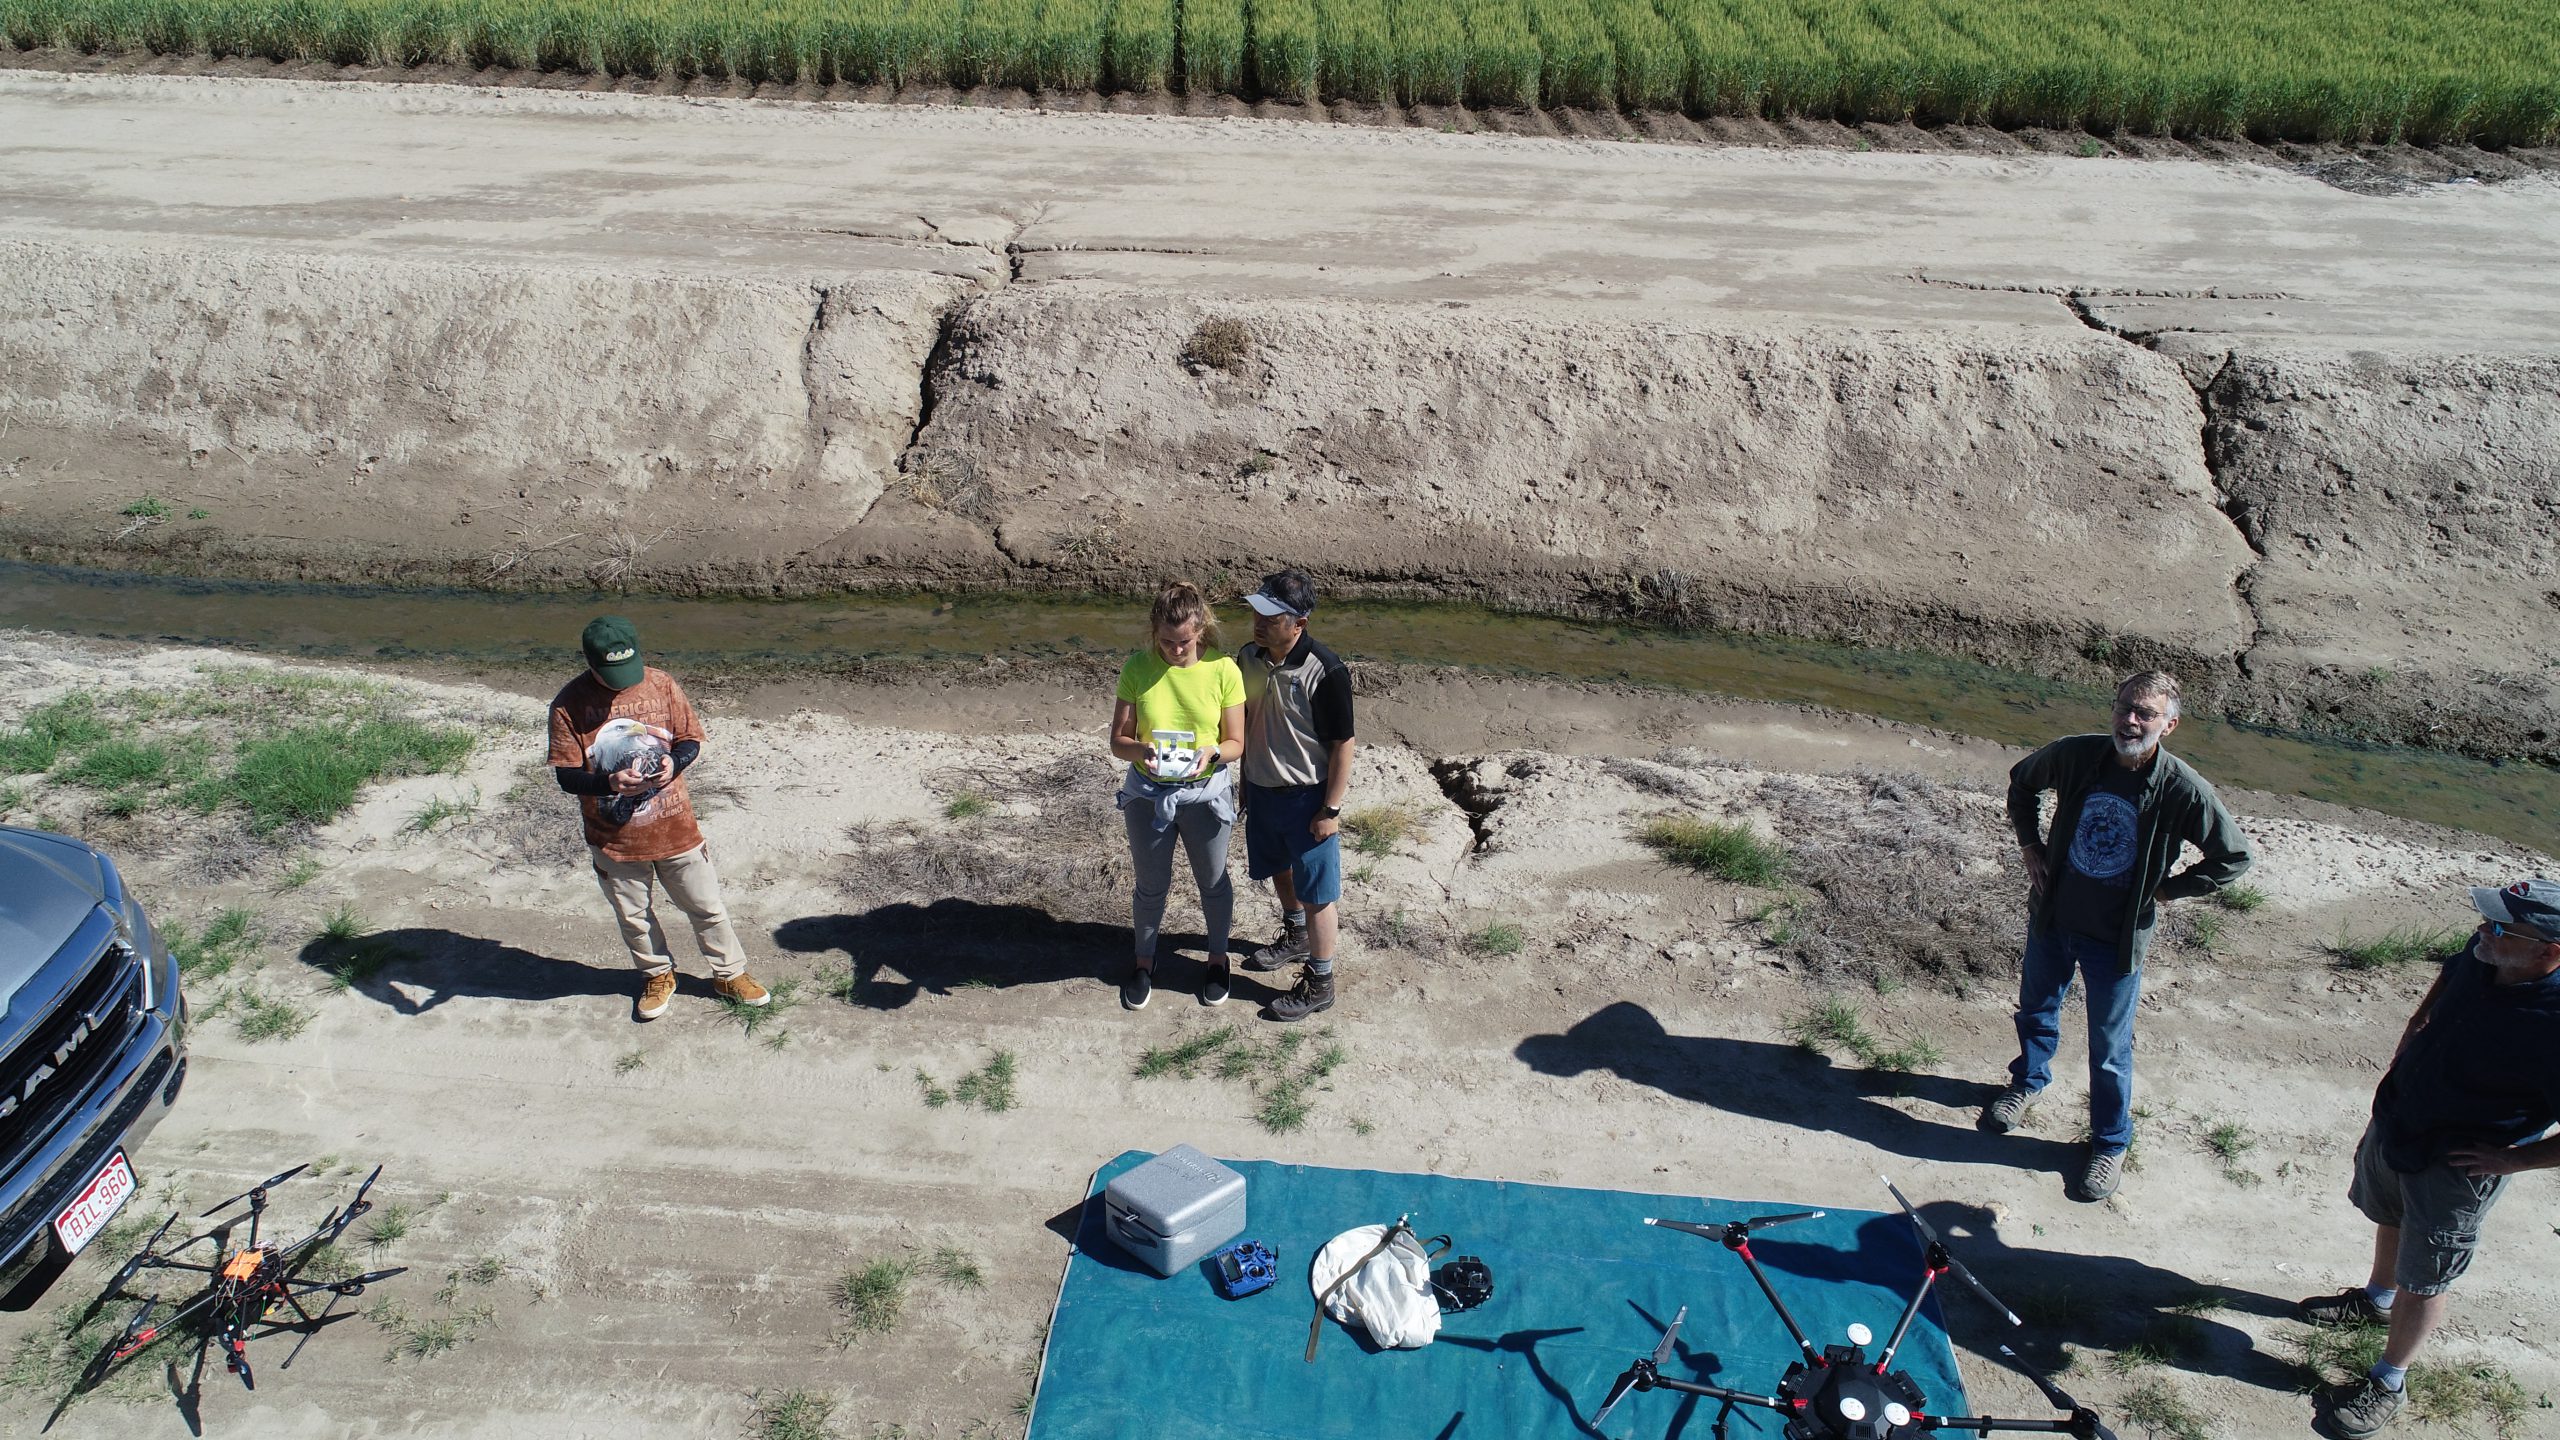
[[3, 70, 2557, 344], [0, 632, 2552, 1439]]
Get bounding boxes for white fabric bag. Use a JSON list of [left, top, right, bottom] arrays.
[[1310, 1223, 1442, 1350]]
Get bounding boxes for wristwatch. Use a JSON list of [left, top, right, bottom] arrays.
[[1319, 805, 1342, 819]]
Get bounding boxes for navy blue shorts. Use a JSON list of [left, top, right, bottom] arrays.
[[1244, 783, 1343, 907]]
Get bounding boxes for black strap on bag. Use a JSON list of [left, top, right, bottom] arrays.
[[1303, 1219, 1451, 1362]]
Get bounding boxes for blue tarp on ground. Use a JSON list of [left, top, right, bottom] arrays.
[[1028, 1153, 1969, 1440]]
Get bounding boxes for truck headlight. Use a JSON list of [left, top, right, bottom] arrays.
[[106, 863, 161, 1015]]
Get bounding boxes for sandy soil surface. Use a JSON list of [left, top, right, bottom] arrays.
[[4, 69, 2558, 343], [0, 630, 2552, 1439]]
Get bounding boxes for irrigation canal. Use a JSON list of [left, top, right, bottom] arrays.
[[2, 561, 2550, 854]]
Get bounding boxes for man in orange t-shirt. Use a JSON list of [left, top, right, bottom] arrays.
[[547, 615, 769, 1022]]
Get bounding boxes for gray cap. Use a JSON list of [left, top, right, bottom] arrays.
[[2470, 878, 2560, 935]]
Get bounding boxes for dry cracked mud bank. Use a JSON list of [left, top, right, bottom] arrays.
[[0, 77, 2554, 762]]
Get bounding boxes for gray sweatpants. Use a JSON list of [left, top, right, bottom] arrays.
[[1123, 800, 1234, 962]]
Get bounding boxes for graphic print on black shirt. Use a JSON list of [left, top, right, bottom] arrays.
[[2054, 762, 2147, 941]]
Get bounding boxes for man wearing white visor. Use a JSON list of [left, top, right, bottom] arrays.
[[2298, 877, 2560, 1438]]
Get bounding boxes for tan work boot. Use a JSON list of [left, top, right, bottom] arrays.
[[713, 973, 771, 1008], [635, 970, 678, 1022]]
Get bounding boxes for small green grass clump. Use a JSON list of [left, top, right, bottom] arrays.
[[915, 1069, 952, 1108], [2205, 1120, 2254, 1164], [953, 1052, 1018, 1112], [913, 1050, 1017, 1112], [166, 907, 261, 981], [1134, 1024, 1346, 1134], [328, 936, 415, 992], [1466, 921, 1525, 956], [750, 1389, 842, 1440], [836, 1256, 916, 1339], [925, 1247, 985, 1290], [721, 978, 802, 1038], [233, 990, 312, 1043], [57, 737, 188, 792], [1341, 804, 1421, 858], [2115, 1379, 2209, 1440], [2185, 908, 2227, 954], [435, 1255, 508, 1303], [943, 791, 992, 822], [1136, 1025, 1238, 1079], [0, 695, 112, 775], [1639, 817, 1789, 885], [230, 719, 474, 832], [363, 1202, 413, 1251], [1788, 996, 1871, 1057], [2330, 925, 2471, 970], [1787, 996, 1941, 1075], [319, 903, 369, 945], [2214, 883, 2268, 913], [405, 789, 479, 833]]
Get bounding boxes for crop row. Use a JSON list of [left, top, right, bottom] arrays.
[[5, 0, 2557, 144]]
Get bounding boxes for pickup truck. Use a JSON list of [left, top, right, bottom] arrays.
[[0, 826, 189, 1304]]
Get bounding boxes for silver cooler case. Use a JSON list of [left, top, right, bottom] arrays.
[[1100, 1145, 1247, 1278]]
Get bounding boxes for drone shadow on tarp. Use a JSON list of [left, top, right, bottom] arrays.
[[774, 901, 1290, 1010]]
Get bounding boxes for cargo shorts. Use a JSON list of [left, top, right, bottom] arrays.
[[2347, 1119, 2508, 1297]]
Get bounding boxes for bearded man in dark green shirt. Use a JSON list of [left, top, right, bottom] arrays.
[[1976, 671, 2256, 1202]]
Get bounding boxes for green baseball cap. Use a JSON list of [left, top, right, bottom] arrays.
[[580, 615, 645, 689]]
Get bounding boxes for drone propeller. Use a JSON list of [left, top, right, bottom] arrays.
[[1998, 1344, 2121, 1440], [1882, 1178, 2019, 1327], [1592, 1305, 1685, 1430], [1645, 1209, 1824, 1243], [201, 1163, 310, 1218]]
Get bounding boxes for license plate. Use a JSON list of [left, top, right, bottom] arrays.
[[54, 1150, 135, 1256]]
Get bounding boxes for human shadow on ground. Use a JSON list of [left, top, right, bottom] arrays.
[[295, 927, 650, 1016], [773, 901, 1288, 1010], [1515, 1001, 2078, 1176]]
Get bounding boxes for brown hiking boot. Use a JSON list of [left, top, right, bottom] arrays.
[[713, 973, 771, 1008], [635, 970, 678, 1021], [1267, 969, 1335, 1023]]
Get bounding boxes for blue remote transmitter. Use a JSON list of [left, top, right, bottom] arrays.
[[1209, 1239, 1277, 1299]]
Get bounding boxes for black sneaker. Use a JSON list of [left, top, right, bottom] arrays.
[[1200, 962, 1231, 1007], [1121, 966, 1152, 1011], [1267, 969, 1335, 1022]]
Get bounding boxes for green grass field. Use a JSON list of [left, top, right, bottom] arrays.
[[6, 0, 2556, 144]]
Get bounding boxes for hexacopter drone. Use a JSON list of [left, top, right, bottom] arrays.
[[1593, 1178, 2118, 1440], [74, 1162, 406, 1403]]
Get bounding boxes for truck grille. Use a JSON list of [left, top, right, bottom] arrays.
[[0, 943, 144, 1165], [0, 1047, 170, 1260]]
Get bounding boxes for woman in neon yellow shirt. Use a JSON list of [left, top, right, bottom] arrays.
[[1109, 580, 1245, 1010]]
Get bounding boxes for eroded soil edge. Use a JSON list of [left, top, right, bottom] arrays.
[[1, 237, 2552, 760]]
